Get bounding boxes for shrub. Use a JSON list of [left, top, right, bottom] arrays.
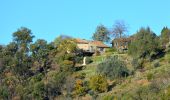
[[32, 81, 45, 99], [74, 79, 86, 96], [131, 58, 144, 70], [75, 56, 83, 64], [105, 48, 116, 53], [153, 60, 160, 68], [85, 57, 93, 64], [74, 73, 86, 79], [0, 86, 9, 100], [89, 75, 108, 93], [165, 52, 170, 63], [102, 95, 114, 100], [163, 85, 170, 99], [147, 73, 154, 81], [45, 71, 67, 97], [94, 50, 100, 56], [97, 56, 129, 79], [60, 60, 74, 72]]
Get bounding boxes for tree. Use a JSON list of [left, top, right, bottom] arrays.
[[0, 45, 5, 74], [13, 27, 34, 53], [30, 39, 51, 73], [128, 27, 161, 59], [54, 35, 72, 47], [111, 20, 128, 38], [12, 27, 34, 78], [55, 38, 77, 53], [160, 27, 170, 46], [92, 24, 110, 42], [45, 71, 67, 99]]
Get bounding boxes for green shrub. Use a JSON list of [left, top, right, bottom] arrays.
[[60, 60, 74, 72], [86, 57, 93, 64], [102, 95, 114, 100], [131, 58, 144, 69], [0, 86, 9, 100], [45, 71, 67, 97], [105, 48, 116, 53], [97, 56, 129, 79], [74, 79, 86, 96], [153, 60, 160, 68], [32, 81, 45, 99], [89, 75, 108, 93], [166, 53, 170, 63], [74, 73, 86, 79], [75, 56, 83, 64], [147, 73, 154, 81]]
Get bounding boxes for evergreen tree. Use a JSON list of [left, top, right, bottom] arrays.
[[92, 25, 110, 42], [160, 27, 170, 46], [128, 27, 161, 59]]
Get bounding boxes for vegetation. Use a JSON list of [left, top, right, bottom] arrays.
[[160, 27, 170, 46], [89, 75, 108, 93], [92, 24, 110, 42], [128, 27, 161, 59], [97, 56, 129, 80], [1, 25, 170, 99], [111, 20, 128, 38]]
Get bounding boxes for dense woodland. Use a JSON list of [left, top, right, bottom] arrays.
[[1, 24, 170, 100]]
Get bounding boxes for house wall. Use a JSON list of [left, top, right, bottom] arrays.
[[112, 40, 130, 51], [77, 43, 89, 51], [97, 47, 106, 53]]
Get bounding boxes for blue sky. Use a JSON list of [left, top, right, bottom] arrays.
[[0, 0, 170, 45]]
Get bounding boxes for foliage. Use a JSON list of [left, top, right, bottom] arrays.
[[54, 35, 72, 47], [2, 25, 170, 99], [105, 48, 117, 53], [45, 71, 68, 98], [57, 38, 77, 53], [131, 58, 144, 69], [102, 95, 114, 100], [60, 60, 74, 72], [153, 60, 160, 68], [97, 56, 129, 79], [74, 79, 86, 96], [0, 86, 9, 100], [30, 39, 51, 73], [89, 75, 108, 93], [92, 24, 110, 42], [147, 72, 154, 81], [160, 27, 170, 46], [85, 57, 93, 64], [128, 27, 161, 59], [32, 81, 45, 99]]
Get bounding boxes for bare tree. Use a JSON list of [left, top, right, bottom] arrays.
[[111, 20, 128, 38]]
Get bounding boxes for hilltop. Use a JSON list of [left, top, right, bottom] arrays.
[[0, 26, 170, 100]]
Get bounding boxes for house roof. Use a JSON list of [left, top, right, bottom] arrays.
[[90, 41, 109, 48], [112, 37, 132, 42], [75, 38, 89, 44]]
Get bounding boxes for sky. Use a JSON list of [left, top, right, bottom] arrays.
[[0, 0, 170, 45]]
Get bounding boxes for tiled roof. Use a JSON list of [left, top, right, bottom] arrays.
[[75, 38, 89, 44], [112, 37, 132, 42], [90, 41, 109, 48]]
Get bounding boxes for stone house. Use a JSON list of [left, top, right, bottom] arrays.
[[75, 38, 109, 53], [111, 37, 132, 51]]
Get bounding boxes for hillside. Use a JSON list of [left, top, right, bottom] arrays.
[[1, 27, 170, 100], [72, 50, 170, 100]]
